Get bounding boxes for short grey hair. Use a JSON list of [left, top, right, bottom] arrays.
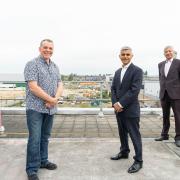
[[40, 39, 53, 47], [120, 46, 132, 53], [164, 45, 174, 52]]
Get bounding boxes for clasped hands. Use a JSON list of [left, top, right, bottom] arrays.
[[45, 97, 59, 109], [113, 102, 123, 112]]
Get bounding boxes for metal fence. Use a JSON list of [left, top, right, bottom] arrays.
[[0, 80, 161, 108]]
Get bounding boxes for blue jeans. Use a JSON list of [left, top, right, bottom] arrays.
[[26, 109, 54, 176]]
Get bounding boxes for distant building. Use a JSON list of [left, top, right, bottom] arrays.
[[0, 73, 160, 99], [0, 83, 16, 88], [143, 76, 159, 99], [105, 74, 113, 82], [0, 73, 25, 87], [73, 74, 106, 81]]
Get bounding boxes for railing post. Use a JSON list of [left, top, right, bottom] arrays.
[[142, 80, 145, 106], [0, 96, 5, 133], [98, 81, 104, 118], [0, 110, 5, 133]]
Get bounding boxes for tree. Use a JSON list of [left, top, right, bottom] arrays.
[[144, 71, 148, 76], [68, 73, 74, 81]]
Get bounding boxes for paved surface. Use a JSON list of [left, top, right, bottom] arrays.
[[0, 114, 176, 138], [1, 114, 180, 180], [0, 138, 180, 180]]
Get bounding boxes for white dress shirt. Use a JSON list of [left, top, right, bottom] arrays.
[[115, 62, 132, 108], [120, 62, 132, 82], [164, 59, 173, 77]]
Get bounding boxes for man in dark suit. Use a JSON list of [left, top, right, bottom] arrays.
[[110, 46, 143, 173], [155, 46, 180, 147]]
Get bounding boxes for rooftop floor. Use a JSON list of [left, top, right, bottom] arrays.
[[0, 138, 180, 180], [1, 113, 180, 180], [1, 114, 176, 138]]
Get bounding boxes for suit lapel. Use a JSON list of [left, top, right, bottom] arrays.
[[117, 68, 121, 85], [121, 63, 133, 85], [166, 59, 176, 78], [161, 61, 166, 77]]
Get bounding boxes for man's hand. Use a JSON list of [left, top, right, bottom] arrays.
[[113, 102, 123, 112], [45, 102, 53, 109], [45, 97, 58, 109]]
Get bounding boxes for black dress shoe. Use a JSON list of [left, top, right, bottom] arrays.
[[175, 140, 180, 147], [28, 174, 39, 180], [128, 161, 143, 173], [110, 152, 129, 160], [155, 136, 169, 141], [40, 162, 57, 170]]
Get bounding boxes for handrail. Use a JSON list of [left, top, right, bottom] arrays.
[[0, 80, 160, 109]]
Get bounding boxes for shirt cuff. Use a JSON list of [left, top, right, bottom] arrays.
[[117, 102, 123, 108]]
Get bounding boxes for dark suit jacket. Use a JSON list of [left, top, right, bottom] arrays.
[[111, 63, 143, 118], [159, 59, 180, 100]]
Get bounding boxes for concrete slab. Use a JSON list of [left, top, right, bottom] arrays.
[[0, 138, 180, 180], [1, 107, 163, 115], [0, 114, 176, 139]]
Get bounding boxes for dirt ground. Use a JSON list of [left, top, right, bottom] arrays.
[[0, 90, 25, 99]]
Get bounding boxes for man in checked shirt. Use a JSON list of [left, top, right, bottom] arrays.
[[24, 39, 63, 180]]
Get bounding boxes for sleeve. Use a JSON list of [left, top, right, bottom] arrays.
[[24, 60, 38, 82], [111, 72, 117, 106], [158, 63, 161, 77]]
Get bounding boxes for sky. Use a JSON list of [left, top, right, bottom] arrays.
[[0, 0, 180, 75]]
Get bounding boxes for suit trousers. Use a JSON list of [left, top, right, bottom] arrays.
[[161, 91, 180, 140], [116, 113, 142, 162]]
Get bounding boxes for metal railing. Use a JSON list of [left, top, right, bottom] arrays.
[[0, 80, 161, 109]]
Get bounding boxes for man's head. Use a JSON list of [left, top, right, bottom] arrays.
[[164, 46, 174, 60], [39, 39, 54, 60], [119, 46, 133, 66]]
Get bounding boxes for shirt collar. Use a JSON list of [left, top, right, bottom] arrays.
[[39, 55, 52, 65], [122, 62, 132, 69], [166, 58, 173, 63]]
